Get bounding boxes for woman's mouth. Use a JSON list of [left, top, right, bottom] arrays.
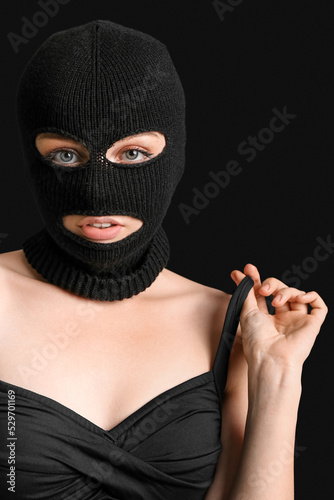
[[78, 216, 124, 241]]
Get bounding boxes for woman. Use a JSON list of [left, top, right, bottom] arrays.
[[0, 19, 327, 499]]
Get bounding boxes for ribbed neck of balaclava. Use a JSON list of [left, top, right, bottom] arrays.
[[22, 225, 169, 301]]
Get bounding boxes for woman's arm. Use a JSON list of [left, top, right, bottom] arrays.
[[205, 327, 249, 499], [228, 360, 301, 499], [205, 264, 327, 500]]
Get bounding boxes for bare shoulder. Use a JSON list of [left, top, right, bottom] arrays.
[[160, 267, 230, 300], [0, 249, 27, 273], [0, 251, 21, 305], [0, 252, 233, 337], [0, 250, 22, 285], [0, 250, 45, 305], [1, 250, 29, 279], [0, 249, 47, 279], [153, 267, 232, 330]]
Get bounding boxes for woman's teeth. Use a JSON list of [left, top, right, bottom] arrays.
[[88, 223, 114, 228]]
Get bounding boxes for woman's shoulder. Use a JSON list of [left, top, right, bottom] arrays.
[[160, 268, 230, 299], [0, 249, 26, 272], [0, 250, 23, 285], [0, 249, 22, 271], [0, 250, 46, 307], [0, 251, 18, 311], [0, 252, 232, 326], [0, 249, 46, 281], [152, 267, 232, 324], [155, 269, 234, 359]]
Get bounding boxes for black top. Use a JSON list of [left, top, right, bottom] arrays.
[[0, 276, 253, 499]]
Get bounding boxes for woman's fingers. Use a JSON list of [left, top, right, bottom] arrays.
[[230, 269, 245, 286], [231, 264, 268, 313], [259, 277, 304, 312], [270, 287, 308, 312], [258, 278, 327, 320], [230, 268, 259, 313], [295, 291, 328, 325], [243, 263, 268, 313], [231, 269, 327, 322], [259, 277, 288, 296]]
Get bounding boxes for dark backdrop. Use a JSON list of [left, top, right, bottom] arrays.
[[0, 1, 333, 498]]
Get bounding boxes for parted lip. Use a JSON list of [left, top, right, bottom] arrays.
[[78, 216, 124, 227]]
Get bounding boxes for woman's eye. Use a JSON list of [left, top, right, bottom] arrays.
[[121, 148, 153, 163], [44, 149, 81, 166]]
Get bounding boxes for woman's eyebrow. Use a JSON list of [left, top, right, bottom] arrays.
[[118, 132, 160, 141]]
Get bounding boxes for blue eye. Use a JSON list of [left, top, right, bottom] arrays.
[[121, 148, 153, 163], [124, 149, 143, 161], [44, 149, 80, 166], [56, 151, 77, 164]]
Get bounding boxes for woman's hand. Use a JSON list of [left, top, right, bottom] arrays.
[[231, 264, 328, 370]]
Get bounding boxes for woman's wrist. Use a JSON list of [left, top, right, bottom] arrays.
[[247, 357, 303, 414]]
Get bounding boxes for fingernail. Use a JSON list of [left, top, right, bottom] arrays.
[[261, 284, 270, 291], [275, 294, 282, 302]]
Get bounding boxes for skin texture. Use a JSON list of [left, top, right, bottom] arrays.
[[35, 131, 166, 242]]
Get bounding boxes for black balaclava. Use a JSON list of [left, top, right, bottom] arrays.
[[17, 20, 186, 301]]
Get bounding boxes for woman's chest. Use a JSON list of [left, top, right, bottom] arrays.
[[0, 290, 213, 430]]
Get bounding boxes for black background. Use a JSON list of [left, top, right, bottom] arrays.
[[0, 1, 333, 498]]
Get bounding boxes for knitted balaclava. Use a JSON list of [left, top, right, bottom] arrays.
[[17, 20, 186, 301]]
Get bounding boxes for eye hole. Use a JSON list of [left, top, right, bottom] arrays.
[[106, 132, 166, 165], [43, 148, 82, 167], [35, 133, 90, 167]]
